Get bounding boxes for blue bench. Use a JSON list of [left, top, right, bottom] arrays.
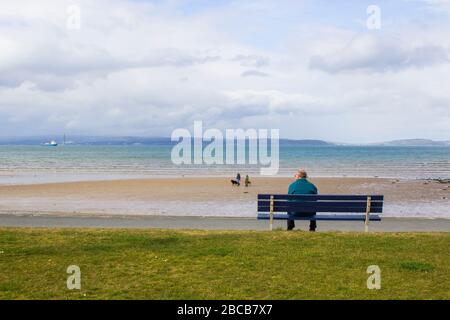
[[257, 194, 383, 232]]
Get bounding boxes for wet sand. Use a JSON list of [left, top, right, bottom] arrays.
[[0, 177, 449, 218]]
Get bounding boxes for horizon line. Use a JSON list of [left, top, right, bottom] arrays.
[[0, 135, 449, 146]]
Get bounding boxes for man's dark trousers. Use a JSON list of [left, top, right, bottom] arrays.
[[287, 215, 317, 231]]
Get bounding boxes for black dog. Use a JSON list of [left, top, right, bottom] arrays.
[[230, 179, 240, 186]]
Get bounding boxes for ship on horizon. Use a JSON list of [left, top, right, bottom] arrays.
[[43, 140, 58, 147]]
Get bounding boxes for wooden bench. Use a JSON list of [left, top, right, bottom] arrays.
[[257, 194, 383, 232]]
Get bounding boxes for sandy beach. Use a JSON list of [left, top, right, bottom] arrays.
[[0, 177, 449, 219]]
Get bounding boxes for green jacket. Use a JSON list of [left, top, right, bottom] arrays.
[[288, 178, 318, 195], [288, 178, 318, 217]]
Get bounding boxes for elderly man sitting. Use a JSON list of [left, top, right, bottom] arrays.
[[287, 169, 318, 231]]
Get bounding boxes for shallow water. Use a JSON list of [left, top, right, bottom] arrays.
[[0, 145, 449, 184]]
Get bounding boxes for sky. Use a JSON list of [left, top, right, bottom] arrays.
[[0, 0, 449, 143]]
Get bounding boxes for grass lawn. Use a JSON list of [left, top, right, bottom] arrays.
[[0, 227, 449, 300]]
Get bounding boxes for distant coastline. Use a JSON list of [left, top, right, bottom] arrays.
[[0, 136, 449, 147]]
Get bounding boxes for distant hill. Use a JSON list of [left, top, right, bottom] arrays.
[[0, 136, 333, 146], [0, 136, 171, 146], [280, 139, 332, 146], [0, 136, 448, 147], [376, 139, 450, 147]]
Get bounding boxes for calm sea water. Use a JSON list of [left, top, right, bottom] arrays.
[[0, 145, 449, 183]]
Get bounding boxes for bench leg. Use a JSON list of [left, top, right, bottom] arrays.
[[269, 195, 274, 231], [365, 196, 371, 233]]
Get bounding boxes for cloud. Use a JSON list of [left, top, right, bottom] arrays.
[[241, 70, 269, 77], [223, 90, 334, 116], [310, 34, 450, 73], [0, 0, 449, 142], [419, 0, 450, 14], [232, 54, 270, 67], [0, 1, 222, 90]]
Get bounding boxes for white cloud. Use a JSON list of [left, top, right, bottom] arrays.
[[241, 70, 269, 77], [310, 34, 449, 73], [0, 0, 449, 142]]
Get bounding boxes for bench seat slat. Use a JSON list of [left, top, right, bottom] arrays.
[[258, 194, 384, 201], [258, 201, 383, 208], [258, 208, 383, 213], [257, 213, 382, 221], [258, 205, 383, 213], [258, 200, 383, 205], [258, 200, 383, 207]]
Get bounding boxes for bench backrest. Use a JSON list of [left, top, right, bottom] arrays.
[[257, 194, 383, 213]]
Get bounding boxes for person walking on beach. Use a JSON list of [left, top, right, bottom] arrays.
[[244, 175, 251, 187], [287, 169, 318, 232]]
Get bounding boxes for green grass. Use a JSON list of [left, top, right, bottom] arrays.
[[0, 227, 449, 300]]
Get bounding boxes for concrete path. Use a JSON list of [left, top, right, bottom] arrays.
[[0, 214, 449, 232]]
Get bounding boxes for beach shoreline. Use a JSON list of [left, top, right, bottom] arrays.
[[0, 176, 448, 220], [2, 171, 447, 186]]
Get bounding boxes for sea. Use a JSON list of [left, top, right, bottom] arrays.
[[0, 144, 449, 184]]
